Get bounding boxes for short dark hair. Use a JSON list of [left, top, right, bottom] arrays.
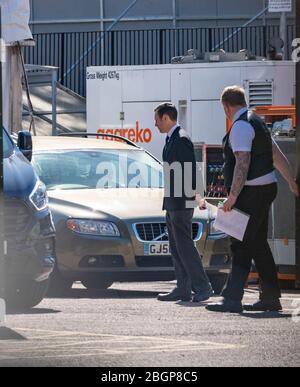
[[221, 86, 247, 107], [155, 103, 178, 121]]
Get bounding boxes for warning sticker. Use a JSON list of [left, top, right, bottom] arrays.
[[268, 0, 292, 12]]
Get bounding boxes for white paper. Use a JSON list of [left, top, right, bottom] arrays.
[[213, 208, 250, 241], [205, 202, 219, 219]]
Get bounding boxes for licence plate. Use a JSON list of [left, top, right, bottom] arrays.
[[144, 243, 170, 256]]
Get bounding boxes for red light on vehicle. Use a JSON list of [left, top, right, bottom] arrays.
[[66, 219, 80, 232]]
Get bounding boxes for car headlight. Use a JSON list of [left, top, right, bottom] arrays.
[[29, 181, 48, 211], [66, 219, 121, 237]]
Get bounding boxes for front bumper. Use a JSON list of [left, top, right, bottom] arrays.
[[55, 216, 231, 281]]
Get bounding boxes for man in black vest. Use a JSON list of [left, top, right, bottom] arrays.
[[155, 103, 213, 303], [207, 86, 299, 313]]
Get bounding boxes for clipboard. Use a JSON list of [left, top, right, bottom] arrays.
[[213, 208, 250, 241]]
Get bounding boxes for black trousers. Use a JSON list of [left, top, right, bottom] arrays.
[[222, 183, 281, 303], [166, 209, 211, 294]]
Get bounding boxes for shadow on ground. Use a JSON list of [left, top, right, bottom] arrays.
[[47, 287, 161, 300], [241, 312, 293, 319], [0, 327, 27, 341], [6, 308, 61, 316]]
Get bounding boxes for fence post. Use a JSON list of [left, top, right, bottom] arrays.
[[159, 29, 164, 64], [263, 25, 267, 57], [60, 33, 65, 87], [111, 31, 115, 65], [52, 69, 57, 136], [208, 28, 213, 51]]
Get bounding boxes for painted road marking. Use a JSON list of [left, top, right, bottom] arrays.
[[0, 328, 246, 360]]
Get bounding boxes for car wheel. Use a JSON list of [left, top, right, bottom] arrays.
[[5, 279, 49, 310], [208, 273, 229, 295], [47, 269, 73, 296], [81, 278, 113, 290]]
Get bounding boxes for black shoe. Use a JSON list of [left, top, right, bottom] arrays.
[[157, 290, 191, 302], [243, 300, 282, 312], [192, 288, 214, 303], [206, 299, 243, 313]]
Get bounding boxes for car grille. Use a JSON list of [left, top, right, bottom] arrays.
[[134, 223, 201, 242], [3, 198, 33, 240]]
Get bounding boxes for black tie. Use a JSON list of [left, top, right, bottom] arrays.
[[163, 136, 170, 160]]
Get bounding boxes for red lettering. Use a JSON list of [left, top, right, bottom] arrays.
[[106, 129, 114, 141], [128, 129, 135, 142], [96, 122, 153, 144], [97, 128, 105, 140], [134, 123, 142, 142], [144, 128, 152, 143], [135, 129, 142, 142], [114, 129, 123, 142]]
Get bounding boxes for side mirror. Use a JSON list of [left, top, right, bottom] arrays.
[[18, 131, 33, 162]]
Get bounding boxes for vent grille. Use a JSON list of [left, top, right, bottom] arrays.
[[248, 81, 273, 108], [135, 256, 174, 268], [134, 223, 201, 242]]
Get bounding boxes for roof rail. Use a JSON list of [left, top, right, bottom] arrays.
[[58, 132, 162, 165], [57, 132, 141, 149]]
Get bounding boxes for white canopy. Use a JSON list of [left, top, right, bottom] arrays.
[[1, 0, 33, 132], [0, 0, 32, 44]]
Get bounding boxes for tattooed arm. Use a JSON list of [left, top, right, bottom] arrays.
[[223, 151, 251, 212], [231, 152, 251, 197]]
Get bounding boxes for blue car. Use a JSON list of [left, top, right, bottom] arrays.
[[2, 128, 56, 309]]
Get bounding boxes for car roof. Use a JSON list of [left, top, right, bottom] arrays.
[[32, 136, 139, 152]]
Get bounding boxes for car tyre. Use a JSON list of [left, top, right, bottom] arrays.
[[5, 278, 49, 310], [81, 278, 113, 290], [47, 269, 73, 296]]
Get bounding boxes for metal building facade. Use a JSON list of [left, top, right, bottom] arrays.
[[25, 1, 296, 97], [29, 0, 295, 33]]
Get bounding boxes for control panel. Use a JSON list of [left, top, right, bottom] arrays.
[[194, 143, 228, 198]]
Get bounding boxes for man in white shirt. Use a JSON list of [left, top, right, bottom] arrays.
[[207, 86, 299, 313]]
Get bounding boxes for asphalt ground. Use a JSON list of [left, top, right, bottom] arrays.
[[0, 281, 299, 367]]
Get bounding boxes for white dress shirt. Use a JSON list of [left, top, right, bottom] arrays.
[[167, 123, 180, 140]]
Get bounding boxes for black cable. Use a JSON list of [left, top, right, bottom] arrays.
[[17, 42, 36, 135]]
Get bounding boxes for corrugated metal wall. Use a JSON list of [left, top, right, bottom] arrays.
[[24, 24, 295, 97], [25, 1, 296, 97], [29, 0, 295, 33]]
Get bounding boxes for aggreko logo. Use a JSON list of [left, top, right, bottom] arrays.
[[97, 121, 153, 143]]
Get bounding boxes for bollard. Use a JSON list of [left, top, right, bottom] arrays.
[[0, 6, 6, 325]]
